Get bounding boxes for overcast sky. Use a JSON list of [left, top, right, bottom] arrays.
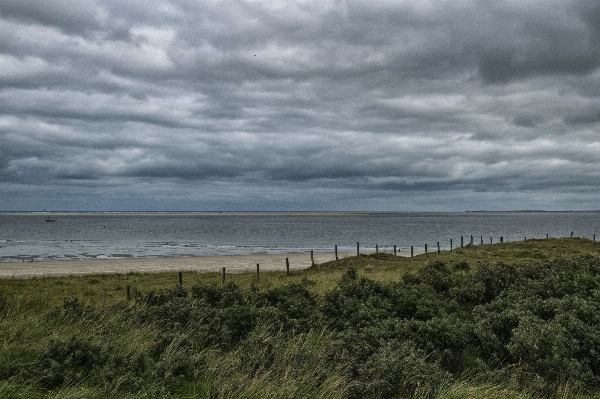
[[1, 0, 600, 211]]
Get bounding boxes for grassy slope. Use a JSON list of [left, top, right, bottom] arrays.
[[4, 237, 599, 310], [2, 237, 600, 399]]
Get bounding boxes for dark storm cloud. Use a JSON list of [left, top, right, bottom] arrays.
[[1, 0, 600, 211], [564, 107, 600, 125], [473, 0, 600, 83], [512, 115, 541, 128], [0, 0, 100, 34]]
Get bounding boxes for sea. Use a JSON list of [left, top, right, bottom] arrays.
[[1, 212, 599, 262]]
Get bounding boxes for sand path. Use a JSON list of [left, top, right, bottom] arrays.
[[0, 250, 416, 279]]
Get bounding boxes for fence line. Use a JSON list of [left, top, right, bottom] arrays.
[[126, 232, 597, 299]]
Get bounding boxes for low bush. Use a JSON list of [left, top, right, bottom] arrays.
[[5, 249, 600, 397], [350, 339, 451, 399], [29, 335, 106, 389]]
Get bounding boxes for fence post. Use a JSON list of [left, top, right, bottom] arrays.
[[221, 267, 226, 285], [480, 236, 483, 245], [335, 245, 338, 260], [470, 235, 473, 245], [571, 232, 574, 238], [594, 234, 596, 242], [450, 239, 453, 252], [547, 233, 549, 239], [461, 236, 464, 248], [394, 244, 397, 256], [376, 244, 378, 253], [500, 237, 504, 243], [490, 237, 492, 244], [411, 246, 413, 258], [126, 285, 131, 301], [437, 242, 440, 254], [178, 272, 182, 287], [311, 250, 314, 266], [286, 257, 289, 274], [425, 244, 428, 256], [256, 263, 260, 281], [357, 242, 359, 256]]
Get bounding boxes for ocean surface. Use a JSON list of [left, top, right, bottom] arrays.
[[1, 212, 599, 262]]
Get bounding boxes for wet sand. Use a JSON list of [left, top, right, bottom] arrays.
[[0, 250, 415, 279]]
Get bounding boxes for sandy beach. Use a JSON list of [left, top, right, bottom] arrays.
[[0, 250, 417, 279]]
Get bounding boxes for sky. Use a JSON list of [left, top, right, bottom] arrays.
[[1, 0, 600, 212]]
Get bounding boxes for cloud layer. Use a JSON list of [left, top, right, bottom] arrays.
[[1, 0, 600, 210]]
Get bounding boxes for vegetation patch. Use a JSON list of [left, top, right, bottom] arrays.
[[2, 238, 600, 398]]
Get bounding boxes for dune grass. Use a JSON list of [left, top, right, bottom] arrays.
[[2, 237, 600, 398]]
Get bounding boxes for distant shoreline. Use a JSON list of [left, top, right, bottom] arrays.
[[3, 211, 389, 216], [2, 210, 599, 216]]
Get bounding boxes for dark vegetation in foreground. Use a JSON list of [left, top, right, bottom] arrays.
[[3, 238, 600, 398]]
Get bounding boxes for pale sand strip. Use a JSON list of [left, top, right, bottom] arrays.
[[0, 250, 415, 279]]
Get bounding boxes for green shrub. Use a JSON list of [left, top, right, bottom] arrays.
[[139, 285, 188, 306], [322, 268, 445, 332], [28, 336, 106, 389], [190, 281, 246, 308], [350, 340, 451, 399], [252, 281, 320, 333], [416, 261, 454, 293]]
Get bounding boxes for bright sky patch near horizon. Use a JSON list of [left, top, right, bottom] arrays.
[[1, 0, 599, 211]]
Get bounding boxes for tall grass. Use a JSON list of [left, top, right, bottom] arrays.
[[2, 238, 600, 398], [180, 328, 348, 399]]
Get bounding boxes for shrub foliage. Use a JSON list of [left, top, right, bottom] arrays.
[[5, 253, 600, 397]]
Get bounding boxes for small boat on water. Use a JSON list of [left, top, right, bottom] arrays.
[[45, 217, 56, 222]]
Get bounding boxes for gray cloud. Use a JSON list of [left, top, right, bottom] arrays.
[[0, 0, 100, 34], [1, 0, 600, 211], [564, 106, 600, 125]]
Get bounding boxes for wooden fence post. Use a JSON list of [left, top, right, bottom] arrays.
[[547, 233, 549, 239], [394, 245, 397, 256], [571, 232, 574, 238], [335, 245, 338, 260], [178, 272, 182, 287], [470, 235, 473, 245], [357, 242, 359, 256], [376, 244, 379, 253], [480, 236, 483, 245], [256, 263, 260, 281], [425, 244, 428, 256], [126, 285, 131, 301], [461, 236, 464, 248], [221, 267, 226, 285], [594, 234, 596, 242], [450, 239, 453, 252], [286, 257, 290, 274], [500, 237, 504, 243], [437, 242, 440, 254], [490, 237, 492, 244], [411, 246, 413, 258]]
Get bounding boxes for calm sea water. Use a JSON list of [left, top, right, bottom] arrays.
[[1, 212, 599, 262]]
